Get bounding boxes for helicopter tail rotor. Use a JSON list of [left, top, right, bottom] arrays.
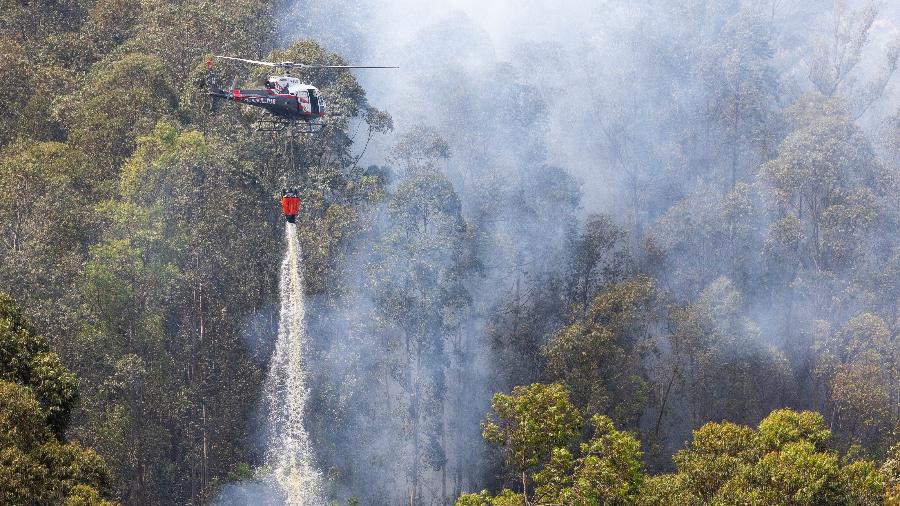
[[202, 57, 230, 113]]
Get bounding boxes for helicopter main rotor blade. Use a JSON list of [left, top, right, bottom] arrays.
[[214, 56, 398, 69], [298, 65, 399, 69], [214, 55, 279, 67]]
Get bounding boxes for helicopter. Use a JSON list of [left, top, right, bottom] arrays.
[[202, 55, 397, 221], [203, 55, 396, 133]]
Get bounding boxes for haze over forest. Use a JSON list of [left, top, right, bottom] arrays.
[[0, 0, 899, 505]]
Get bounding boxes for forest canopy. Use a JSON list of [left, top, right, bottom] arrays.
[[0, 0, 898, 505]]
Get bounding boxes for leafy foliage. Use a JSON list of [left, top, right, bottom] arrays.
[[544, 276, 659, 427], [0, 294, 78, 436], [1, 0, 899, 505], [464, 386, 889, 506], [641, 409, 886, 506], [0, 294, 115, 505], [468, 383, 644, 506]]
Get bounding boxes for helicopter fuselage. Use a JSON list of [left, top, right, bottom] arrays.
[[210, 76, 326, 121]]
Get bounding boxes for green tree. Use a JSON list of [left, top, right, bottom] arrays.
[[565, 214, 630, 317], [665, 278, 790, 430], [131, 0, 273, 89], [639, 409, 886, 506], [0, 0, 87, 51], [815, 313, 898, 454], [0, 39, 71, 146], [805, 1, 899, 117], [0, 141, 100, 338], [71, 122, 273, 504], [0, 293, 115, 505], [551, 415, 644, 506], [79, 0, 143, 60], [0, 293, 78, 435], [883, 444, 900, 505], [544, 276, 661, 428], [482, 383, 583, 492], [464, 383, 644, 506], [65, 53, 177, 177], [649, 182, 761, 299], [759, 95, 880, 276]]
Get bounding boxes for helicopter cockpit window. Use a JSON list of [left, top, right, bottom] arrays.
[[308, 90, 320, 114]]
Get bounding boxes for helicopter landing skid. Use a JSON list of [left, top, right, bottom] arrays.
[[253, 118, 324, 135]]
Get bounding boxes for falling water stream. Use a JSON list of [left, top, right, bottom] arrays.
[[262, 223, 323, 505]]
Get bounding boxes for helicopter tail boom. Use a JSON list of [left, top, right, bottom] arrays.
[[210, 89, 228, 112], [200, 58, 228, 112]]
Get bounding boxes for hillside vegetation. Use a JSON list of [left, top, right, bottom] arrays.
[[0, 1, 898, 505]]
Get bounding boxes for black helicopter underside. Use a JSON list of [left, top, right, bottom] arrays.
[[232, 89, 304, 119], [210, 88, 324, 133]]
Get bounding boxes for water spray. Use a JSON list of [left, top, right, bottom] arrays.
[[261, 223, 323, 505]]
